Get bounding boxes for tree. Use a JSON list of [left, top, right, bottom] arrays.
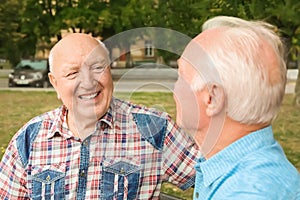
[[0, 0, 115, 64], [22, 0, 113, 51], [0, 0, 27, 66], [266, 0, 300, 106], [190, 0, 300, 106]]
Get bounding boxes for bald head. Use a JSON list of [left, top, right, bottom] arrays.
[[49, 33, 109, 74]]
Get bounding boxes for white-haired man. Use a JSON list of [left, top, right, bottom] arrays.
[[174, 16, 300, 199]]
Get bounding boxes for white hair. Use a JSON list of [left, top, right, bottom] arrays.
[[192, 16, 287, 125], [48, 48, 54, 72]]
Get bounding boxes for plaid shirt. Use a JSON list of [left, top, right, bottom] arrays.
[[0, 97, 200, 199]]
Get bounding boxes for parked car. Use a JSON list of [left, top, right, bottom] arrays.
[[8, 59, 51, 88]]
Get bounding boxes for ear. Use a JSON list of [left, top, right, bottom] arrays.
[[204, 84, 225, 117], [48, 72, 61, 100]]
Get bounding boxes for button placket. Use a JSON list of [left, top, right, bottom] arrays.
[[76, 137, 91, 199], [80, 170, 86, 177]]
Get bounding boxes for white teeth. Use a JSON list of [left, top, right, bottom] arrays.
[[79, 92, 99, 100]]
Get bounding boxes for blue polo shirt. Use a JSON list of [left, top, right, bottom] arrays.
[[194, 126, 300, 200]]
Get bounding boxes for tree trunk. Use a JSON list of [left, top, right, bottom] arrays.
[[294, 56, 300, 107]]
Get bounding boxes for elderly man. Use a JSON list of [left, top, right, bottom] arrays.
[[0, 33, 200, 199], [174, 16, 300, 199]]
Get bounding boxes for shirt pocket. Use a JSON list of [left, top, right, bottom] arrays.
[[102, 157, 141, 200], [30, 164, 66, 200]]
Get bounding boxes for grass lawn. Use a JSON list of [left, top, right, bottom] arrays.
[[0, 90, 299, 199]]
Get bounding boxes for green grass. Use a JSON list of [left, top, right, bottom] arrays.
[[0, 90, 299, 199], [272, 95, 300, 170]]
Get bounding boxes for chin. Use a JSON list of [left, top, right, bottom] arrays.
[[95, 101, 111, 118]]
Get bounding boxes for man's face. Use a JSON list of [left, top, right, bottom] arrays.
[[49, 39, 113, 121], [174, 33, 226, 152], [173, 58, 204, 137]]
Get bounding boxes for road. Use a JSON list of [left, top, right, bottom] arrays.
[[0, 68, 297, 93], [0, 68, 178, 93]]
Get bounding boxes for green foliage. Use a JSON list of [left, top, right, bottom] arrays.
[[0, 0, 299, 62], [0, 0, 25, 65]]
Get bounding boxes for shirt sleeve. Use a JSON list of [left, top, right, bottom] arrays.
[[162, 115, 201, 190], [0, 139, 29, 199]]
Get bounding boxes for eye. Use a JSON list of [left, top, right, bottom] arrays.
[[91, 64, 106, 73], [65, 71, 78, 79]]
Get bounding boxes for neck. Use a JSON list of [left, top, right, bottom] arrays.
[[198, 117, 268, 159], [67, 110, 98, 140]]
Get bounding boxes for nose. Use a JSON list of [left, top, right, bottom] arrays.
[[78, 69, 96, 90]]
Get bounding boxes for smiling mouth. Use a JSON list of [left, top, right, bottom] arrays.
[[79, 91, 101, 100]]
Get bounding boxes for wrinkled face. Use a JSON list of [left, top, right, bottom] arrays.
[[49, 36, 113, 121], [174, 30, 228, 153], [173, 35, 221, 143], [173, 58, 203, 137]]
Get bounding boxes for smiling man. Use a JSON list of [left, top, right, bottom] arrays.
[[0, 33, 201, 199], [48, 34, 113, 140]]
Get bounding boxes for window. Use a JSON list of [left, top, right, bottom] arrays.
[[145, 40, 154, 57]]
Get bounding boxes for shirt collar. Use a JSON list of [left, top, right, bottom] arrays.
[[47, 105, 72, 139], [47, 100, 115, 139], [195, 126, 275, 187], [99, 100, 114, 129]]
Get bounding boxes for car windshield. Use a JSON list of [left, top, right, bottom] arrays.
[[16, 60, 47, 70]]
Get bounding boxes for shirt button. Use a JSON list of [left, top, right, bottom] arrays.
[[83, 141, 89, 146], [80, 170, 86, 177], [195, 192, 199, 199], [120, 168, 125, 174], [46, 175, 51, 181]]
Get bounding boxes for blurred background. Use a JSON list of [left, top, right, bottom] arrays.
[[0, 1, 299, 199], [0, 0, 299, 98]]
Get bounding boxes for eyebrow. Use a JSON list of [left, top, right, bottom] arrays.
[[84, 58, 109, 67], [61, 64, 80, 73]]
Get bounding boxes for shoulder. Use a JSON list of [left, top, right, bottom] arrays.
[[14, 107, 61, 139], [240, 143, 299, 182], [9, 107, 62, 166], [218, 171, 300, 199], [112, 98, 173, 126], [112, 97, 169, 118], [220, 148, 300, 199], [112, 98, 178, 150]]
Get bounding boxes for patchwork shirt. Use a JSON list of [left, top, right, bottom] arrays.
[[0, 97, 200, 199]]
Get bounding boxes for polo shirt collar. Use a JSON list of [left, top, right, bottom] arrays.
[[195, 126, 274, 187]]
